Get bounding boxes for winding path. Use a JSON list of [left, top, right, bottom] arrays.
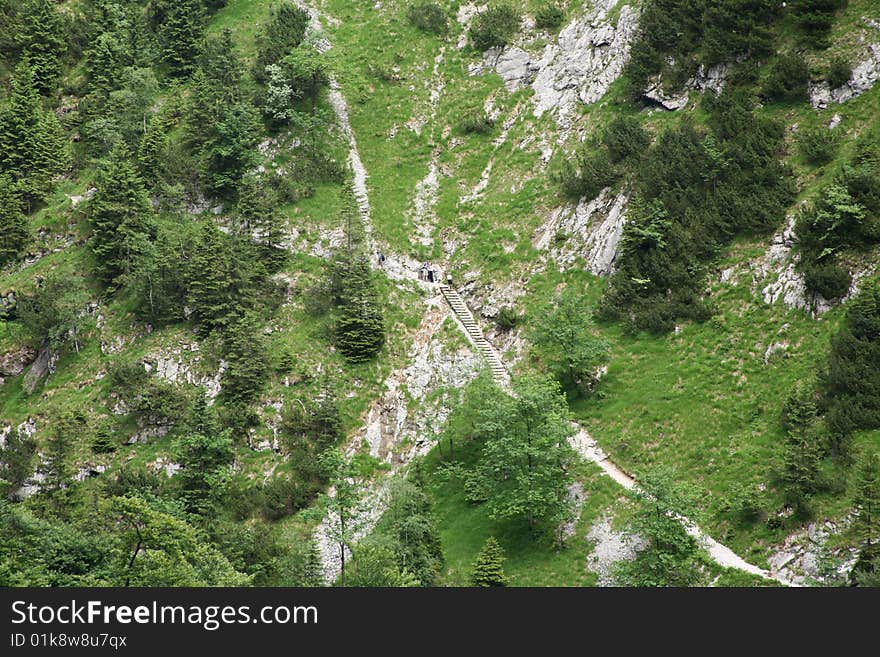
[[303, 1, 791, 587]]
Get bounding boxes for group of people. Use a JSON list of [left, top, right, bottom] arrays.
[[376, 252, 452, 285]]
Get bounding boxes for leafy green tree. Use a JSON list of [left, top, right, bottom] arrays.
[[346, 541, 420, 587], [158, 0, 204, 77], [820, 284, 880, 455], [104, 494, 250, 585], [379, 475, 444, 586], [0, 176, 28, 267], [763, 53, 810, 103], [531, 287, 609, 394], [0, 61, 68, 205], [17, 272, 91, 353], [88, 143, 156, 289], [0, 428, 37, 498], [319, 448, 367, 585], [614, 467, 706, 586], [465, 376, 576, 529], [470, 536, 509, 586]]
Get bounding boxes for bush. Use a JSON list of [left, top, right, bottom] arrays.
[[827, 56, 851, 89], [458, 111, 495, 135], [763, 53, 810, 103], [469, 5, 521, 51], [798, 126, 839, 165], [555, 146, 616, 201], [407, 2, 448, 35], [602, 116, 650, 164], [534, 5, 564, 30], [495, 306, 520, 331], [802, 261, 852, 299]]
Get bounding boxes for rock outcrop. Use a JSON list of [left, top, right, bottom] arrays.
[[536, 188, 629, 276], [810, 43, 880, 108]]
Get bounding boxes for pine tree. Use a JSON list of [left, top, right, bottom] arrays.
[[20, 0, 66, 94], [470, 537, 509, 587], [779, 382, 823, 514], [45, 412, 82, 512], [335, 255, 385, 363], [221, 313, 270, 406], [187, 221, 240, 333], [159, 0, 204, 77], [300, 540, 325, 587], [88, 143, 156, 288], [850, 451, 880, 567], [138, 113, 169, 183], [235, 174, 285, 252], [86, 32, 126, 97], [200, 28, 242, 101], [0, 176, 28, 267], [253, 3, 310, 83], [0, 61, 68, 205], [0, 428, 37, 497]]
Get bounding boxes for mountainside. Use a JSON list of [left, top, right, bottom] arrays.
[[1, 0, 879, 587]]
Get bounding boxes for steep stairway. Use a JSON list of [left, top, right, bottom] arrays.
[[439, 284, 509, 385]]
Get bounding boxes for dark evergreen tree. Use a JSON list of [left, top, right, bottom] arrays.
[[778, 381, 823, 513], [335, 254, 385, 363], [849, 450, 880, 584], [470, 536, 509, 587], [253, 3, 310, 83], [44, 412, 82, 512], [158, 0, 204, 77], [0, 61, 68, 205], [20, 0, 66, 94], [174, 430, 234, 514], [88, 143, 156, 289], [221, 312, 270, 406], [0, 428, 37, 498], [0, 176, 28, 267]]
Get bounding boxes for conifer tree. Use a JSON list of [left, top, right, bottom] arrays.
[[779, 381, 823, 514], [137, 113, 169, 184], [221, 312, 270, 406], [235, 174, 285, 252], [86, 32, 126, 96], [253, 3, 310, 83], [159, 0, 204, 77], [0, 61, 68, 205], [0, 176, 28, 267], [470, 537, 509, 587], [186, 221, 240, 333], [850, 451, 880, 574], [20, 0, 66, 94], [0, 428, 37, 497], [88, 143, 156, 289], [335, 254, 385, 363]]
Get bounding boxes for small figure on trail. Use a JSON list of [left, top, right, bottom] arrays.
[[446, 272, 453, 286], [427, 269, 435, 283], [377, 251, 386, 267]]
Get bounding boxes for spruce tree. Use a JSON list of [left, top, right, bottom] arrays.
[[20, 0, 66, 94], [850, 451, 880, 569], [470, 537, 509, 587], [0, 61, 68, 205], [221, 313, 270, 406], [159, 0, 204, 77], [88, 143, 156, 289], [0, 176, 28, 267], [0, 428, 37, 497], [335, 254, 385, 363], [779, 382, 823, 514], [186, 221, 240, 333], [235, 174, 285, 253]]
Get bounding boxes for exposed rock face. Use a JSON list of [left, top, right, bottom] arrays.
[[0, 346, 36, 377], [810, 44, 880, 108], [750, 216, 873, 315], [470, 2, 638, 127], [142, 344, 227, 400], [531, 3, 639, 125], [536, 188, 629, 276], [23, 345, 54, 393], [768, 520, 858, 586], [643, 63, 728, 110]]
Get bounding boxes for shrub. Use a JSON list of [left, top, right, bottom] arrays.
[[802, 261, 851, 299], [495, 306, 520, 331], [763, 53, 810, 103], [798, 126, 839, 165], [827, 56, 851, 89], [469, 5, 521, 51], [407, 2, 448, 35], [458, 111, 495, 135], [603, 116, 650, 164], [534, 5, 564, 30]]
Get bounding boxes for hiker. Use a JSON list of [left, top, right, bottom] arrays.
[[377, 251, 386, 267], [446, 273, 453, 286]]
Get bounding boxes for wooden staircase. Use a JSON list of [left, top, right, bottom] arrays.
[[439, 284, 509, 384]]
